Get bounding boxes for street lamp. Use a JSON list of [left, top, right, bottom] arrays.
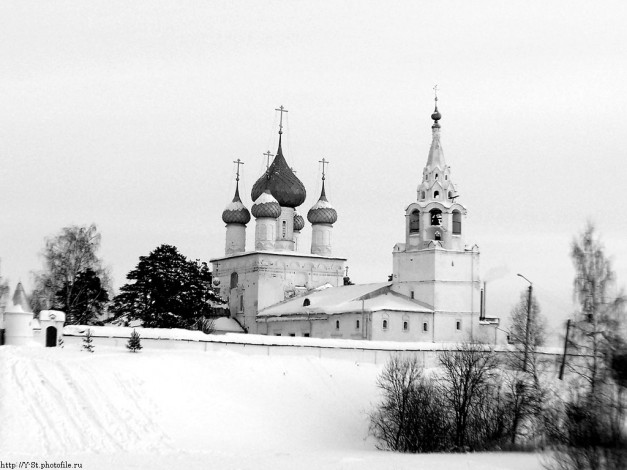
[[517, 273, 533, 372]]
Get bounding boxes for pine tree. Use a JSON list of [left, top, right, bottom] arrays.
[[82, 328, 95, 353], [127, 329, 142, 353]]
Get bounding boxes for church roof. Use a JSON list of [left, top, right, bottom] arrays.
[[293, 210, 305, 231], [12, 282, 32, 312], [250, 136, 307, 208], [258, 282, 432, 318]]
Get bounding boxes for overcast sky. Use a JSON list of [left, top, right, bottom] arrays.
[[2, 1, 626, 343]]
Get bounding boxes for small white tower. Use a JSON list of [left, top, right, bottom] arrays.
[[222, 159, 251, 256], [308, 158, 338, 256]]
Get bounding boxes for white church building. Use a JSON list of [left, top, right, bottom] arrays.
[[211, 101, 499, 342]]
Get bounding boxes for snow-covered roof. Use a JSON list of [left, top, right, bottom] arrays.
[[258, 282, 432, 319], [40, 310, 66, 322], [212, 316, 245, 333]]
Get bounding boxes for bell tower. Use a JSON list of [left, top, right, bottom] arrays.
[[391, 91, 481, 341]]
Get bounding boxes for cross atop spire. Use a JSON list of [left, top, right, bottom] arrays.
[[233, 158, 244, 181], [263, 150, 274, 171], [319, 158, 329, 180], [275, 105, 289, 134], [433, 84, 439, 103]]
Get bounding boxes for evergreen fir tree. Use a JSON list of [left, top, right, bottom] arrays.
[[82, 328, 95, 353], [127, 329, 142, 353]]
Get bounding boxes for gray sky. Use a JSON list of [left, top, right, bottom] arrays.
[[2, 1, 626, 343]]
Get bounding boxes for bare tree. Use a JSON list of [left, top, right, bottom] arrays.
[[547, 223, 627, 470], [508, 289, 546, 374], [569, 223, 625, 393], [438, 342, 500, 450], [369, 355, 450, 452], [31, 224, 110, 323], [369, 355, 423, 451]]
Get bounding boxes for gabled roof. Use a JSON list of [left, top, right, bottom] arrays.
[[258, 282, 432, 319]]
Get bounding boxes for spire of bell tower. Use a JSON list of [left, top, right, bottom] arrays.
[[426, 85, 445, 170]]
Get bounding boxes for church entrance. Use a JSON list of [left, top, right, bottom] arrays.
[[45, 326, 57, 347]]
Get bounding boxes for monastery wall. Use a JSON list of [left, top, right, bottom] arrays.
[[61, 328, 569, 370]]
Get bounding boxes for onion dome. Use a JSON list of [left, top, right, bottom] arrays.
[[222, 184, 251, 225], [251, 189, 281, 219], [293, 211, 305, 231], [251, 136, 306, 208], [431, 104, 441, 128], [307, 182, 337, 225]]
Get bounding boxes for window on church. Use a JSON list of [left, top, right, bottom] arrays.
[[275, 333, 281, 336], [434, 190, 439, 199], [282, 220, 287, 238], [230, 272, 238, 289], [410, 291, 415, 299], [423, 322, 428, 332], [421, 191, 426, 200], [403, 321, 408, 331], [445, 175, 448, 180], [303, 298, 310, 306], [382, 319, 388, 330], [335, 320, 340, 329], [238, 294, 244, 313], [289, 333, 295, 337], [435, 173, 439, 180], [435, 231, 441, 241], [409, 210, 420, 233], [356, 319, 360, 329], [453, 211, 462, 235], [304, 333, 310, 337], [456, 320, 462, 331], [430, 209, 442, 226]]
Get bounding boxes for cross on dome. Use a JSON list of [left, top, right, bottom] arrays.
[[275, 105, 288, 134]]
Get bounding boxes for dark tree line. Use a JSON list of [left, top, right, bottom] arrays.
[[28, 225, 225, 330]]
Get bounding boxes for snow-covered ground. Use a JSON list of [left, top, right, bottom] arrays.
[[0, 344, 544, 469]]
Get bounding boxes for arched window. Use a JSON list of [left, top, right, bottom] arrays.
[[435, 231, 441, 241], [435, 173, 439, 180], [282, 220, 287, 238], [453, 210, 462, 235], [335, 320, 340, 330], [403, 321, 408, 331], [409, 210, 420, 233], [230, 272, 238, 289], [433, 190, 439, 199], [382, 319, 388, 330], [420, 191, 426, 200], [303, 298, 310, 306], [448, 191, 453, 199], [430, 209, 442, 226]]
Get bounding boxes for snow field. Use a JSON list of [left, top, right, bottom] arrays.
[[0, 344, 543, 469]]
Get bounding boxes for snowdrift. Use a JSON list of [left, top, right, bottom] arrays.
[[0, 345, 542, 469]]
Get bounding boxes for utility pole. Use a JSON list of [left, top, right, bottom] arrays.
[[559, 319, 571, 380], [517, 273, 533, 372]]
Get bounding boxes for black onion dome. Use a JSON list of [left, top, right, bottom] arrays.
[[307, 183, 337, 225], [222, 185, 251, 224], [251, 137, 306, 208], [431, 104, 442, 128], [251, 189, 281, 219], [293, 211, 305, 231]]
